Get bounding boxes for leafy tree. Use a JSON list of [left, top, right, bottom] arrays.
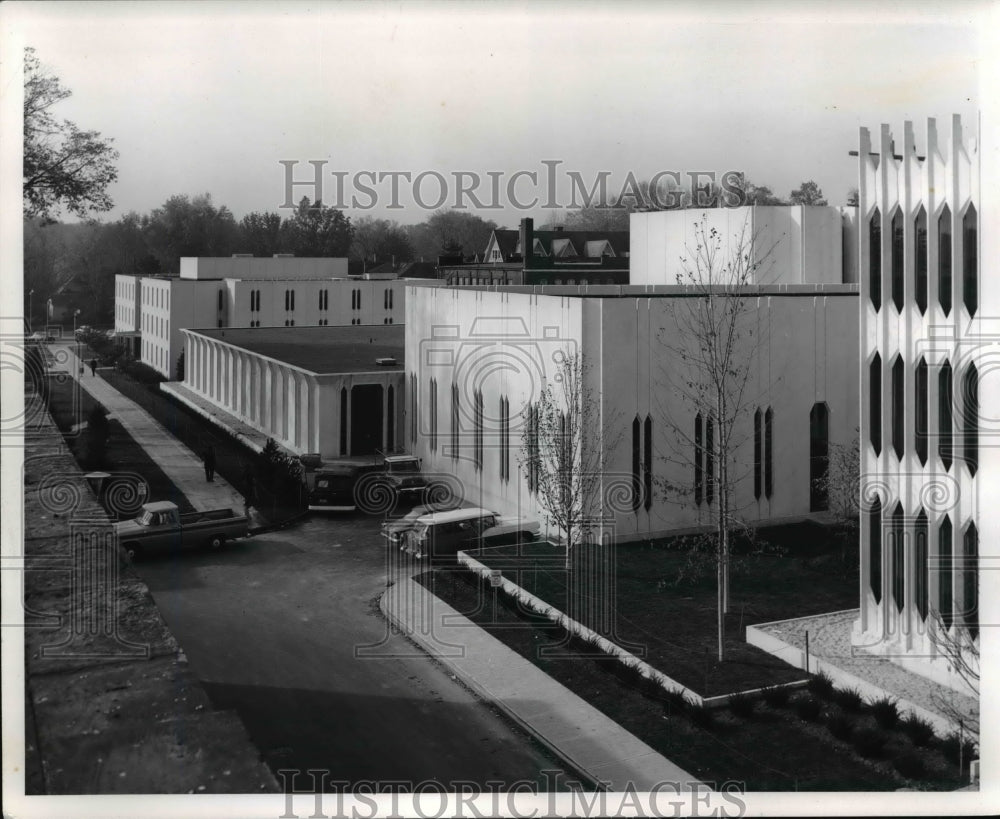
[[846, 187, 859, 207], [351, 216, 414, 266], [741, 179, 787, 206], [23, 47, 119, 220], [407, 210, 497, 261], [238, 211, 285, 257], [789, 180, 828, 206], [283, 197, 353, 257], [84, 404, 111, 468], [144, 193, 239, 271]]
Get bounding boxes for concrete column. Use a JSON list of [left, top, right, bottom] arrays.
[[308, 379, 318, 454], [285, 370, 295, 445], [298, 375, 309, 450], [263, 362, 273, 432], [251, 358, 260, 425]]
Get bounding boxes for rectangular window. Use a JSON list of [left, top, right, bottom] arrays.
[[451, 385, 459, 461], [429, 378, 438, 452], [753, 409, 762, 500], [694, 414, 703, 506], [631, 417, 641, 512], [643, 415, 653, 511]]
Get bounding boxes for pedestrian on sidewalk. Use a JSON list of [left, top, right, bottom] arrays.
[[202, 443, 216, 482], [89, 358, 97, 377], [78, 361, 84, 379], [241, 463, 256, 514]]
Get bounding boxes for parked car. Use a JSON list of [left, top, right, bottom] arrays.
[[307, 454, 429, 514], [380, 500, 464, 548], [307, 463, 370, 512], [399, 507, 539, 563], [114, 501, 248, 560]]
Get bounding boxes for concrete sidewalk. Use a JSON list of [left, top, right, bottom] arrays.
[[51, 343, 246, 513], [381, 576, 702, 793]]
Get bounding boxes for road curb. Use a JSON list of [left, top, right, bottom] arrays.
[[380, 578, 678, 793]]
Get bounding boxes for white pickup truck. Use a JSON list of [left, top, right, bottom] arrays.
[[115, 501, 249, 560]]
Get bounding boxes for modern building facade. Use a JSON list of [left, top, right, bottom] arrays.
[[854, 115, 985, 693], [630, 205, 859, 287], [405, 282, 859, 542], [112, 256, 407, 379], [171, 324, 405, 458]]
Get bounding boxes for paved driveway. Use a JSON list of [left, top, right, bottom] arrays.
[[135, 510, 568, 790]]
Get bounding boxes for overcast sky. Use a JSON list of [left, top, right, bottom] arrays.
[[5, 0, 986, 227]]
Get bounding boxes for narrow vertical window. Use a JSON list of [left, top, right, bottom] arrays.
[[356, 289, 361, 310], [963, 523, 979, 639], [290, 290, 295, 311], [631, 417, 641, 512], [938, 205, 952, 316], [915, 509, 928, 621], [891, 355, 904, 461], [963, 364, 978, 476], [939, 515, 953, 628], [474, 390, 483, 471], [753, 408, 762, 500], [891, 502, 905, 613], [705, 416, 715, 506], [914, 206, 928, 314], [939, 360, 953, 470], [764, 407, 773, 498], [694, 413, 703, 506], [869, 497, 883, 603], [451, 384, 459, 461], [891, 208, 904, 312], [869, 353, 882, 456], [869, 207, 882, 311], [387, 385, 395, 452], [809, 403, 829, 511], [643, 415, 653, 512], [963, 205, 978, 317], [340, 387, 348, 455], [915, 358, 928, 466]]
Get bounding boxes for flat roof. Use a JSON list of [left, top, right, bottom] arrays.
[[434, 283, 859, 298], [188, 324, 404, 375]]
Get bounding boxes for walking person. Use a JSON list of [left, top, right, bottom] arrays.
[[89, 358, 97, 377], [202, 443, 216, 482], [241, 462, 256, 515], [78, 361, 84, 379]]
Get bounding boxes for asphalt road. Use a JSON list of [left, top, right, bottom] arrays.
[[135, 510, 569, 791]]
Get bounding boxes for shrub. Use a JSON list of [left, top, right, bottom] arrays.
[[807, 672, 835, 700], [870, 696, 899, 729], [826, 713, 855, 741], [662, 689, 689, 716], [795, 696, 822, 721], [893, 751, 925, 780], [833, 686, 864, 712], [900, 714, 935, 747], [762, 685, 791, 708], [687, 702, 716, 729], [728, 692, 756, 719], [939, 732, 977, 770], [852, 728, 888, 759]]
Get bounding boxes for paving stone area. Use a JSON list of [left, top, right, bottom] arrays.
[[748, 610, 978, 735]]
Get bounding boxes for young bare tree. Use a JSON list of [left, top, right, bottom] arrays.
[[817, 430, 860, 564], [519, 351, 622, 571], [656, 214, 778, 661], [927, 611, 980, 740]]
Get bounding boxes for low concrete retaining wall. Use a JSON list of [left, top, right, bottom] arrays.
[[459, 549, 807, 708]]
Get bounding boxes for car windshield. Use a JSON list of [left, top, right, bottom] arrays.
[[136, 510, 156, 526], [388, 460, 419, 473]]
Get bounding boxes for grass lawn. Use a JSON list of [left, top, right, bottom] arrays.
[[98, 369, 303, 523], [464, 522, 859, 697], [45, 373, 195, 518], [420, 568, 966, 791]]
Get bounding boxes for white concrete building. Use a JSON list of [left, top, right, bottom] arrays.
[[167, 324, 405, 458], [630, 205, 859, 288], [113, 274, 142, 356], [112, 256, 408, 379], [405, 282, 859, 542], [854, 115, 987, 693]]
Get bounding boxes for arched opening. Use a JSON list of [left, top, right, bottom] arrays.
[[963, 523, 979, 640], [938, 515, 954, 629], [914, 206, 928, 314], [891, 502, 905, 613], [869, 353, 882, 456], [963, 364, 978, 477], [915, 357, 928, 466], [891, 356, 905, 461], [963, 205, 978, 317], [915, 509, 928, 620]]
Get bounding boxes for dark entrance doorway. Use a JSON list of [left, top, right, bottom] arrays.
[[809, 402, 829, 512], [351, 384, 383, 456]]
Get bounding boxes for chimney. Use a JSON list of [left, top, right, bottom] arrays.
[[519, 217, 534, 270]]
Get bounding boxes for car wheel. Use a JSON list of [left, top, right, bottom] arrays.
[[208, 534, 225, 550], [124, 542, 142, 562]]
